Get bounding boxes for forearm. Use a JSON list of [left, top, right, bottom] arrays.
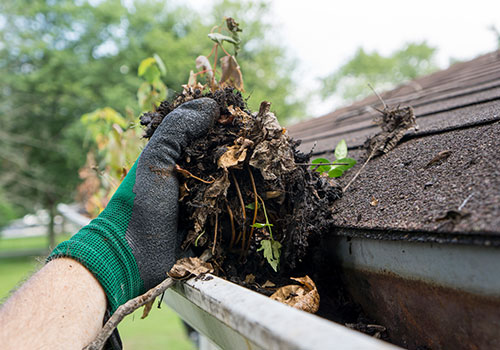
[[0, 258, 106, 350]]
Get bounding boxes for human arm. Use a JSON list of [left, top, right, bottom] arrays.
[[0, 97, 218, 349], [0, 258, 106, 350]]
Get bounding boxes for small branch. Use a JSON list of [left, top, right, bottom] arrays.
[[231, 170, 246, 246], [83, 278, 175, 350], [246, 168, 259, 253], [219, 44, 231, 57], [175, 165, 215, 184], [211, 45, 219, 90], [368, 83, 387, 109], [212, 208, 219, 255], [343, 152, 374, 192], [458, 193, 474, 211], [226, 201, 236, 249]]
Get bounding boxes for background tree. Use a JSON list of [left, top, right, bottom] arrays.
[[489, 25, 500, 48], [321, 41, 439, 104], [0, 0, 304, 238]]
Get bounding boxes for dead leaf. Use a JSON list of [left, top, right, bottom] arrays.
[[217, 137, 254, 169], [370, 197, 379, 207], [188, 70, 197, 87], [424, 150, 452, 169], [249, 104, 296, 181], [141, 299, 155, 319], [270, 275, 320, 313], [262, 280, 276, 288], [168, 257, 214, 279], [220, 55, 244, 91], [227, 105, 252, 124], [195, 55, 213, 81], [218, 145, 247, 169], [365, 105, 417, 156], [244, 274, 256, 284]]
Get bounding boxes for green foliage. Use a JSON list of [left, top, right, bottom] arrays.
[[311, 140, 357, 178], [321, 41, 439, 103], [257, 239, 282, 272], [489, 25, 500, 49], [252, 195, 281, 272], [0, 192, 19, 229], [137, 55, 168, 111], [0, 0, 303, 218]]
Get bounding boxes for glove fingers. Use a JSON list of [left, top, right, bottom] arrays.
[[127, 98, 219, 290]]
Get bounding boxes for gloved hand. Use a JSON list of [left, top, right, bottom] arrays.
[[48, 98, 219, 314]]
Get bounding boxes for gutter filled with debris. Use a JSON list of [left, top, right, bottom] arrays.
[[163, 273, 400, 350]]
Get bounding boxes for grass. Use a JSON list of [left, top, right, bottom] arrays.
[[0, 236, 195, 350], [0, 233, 71, 251]]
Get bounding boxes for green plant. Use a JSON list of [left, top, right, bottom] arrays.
[[78, 55, 166, 217], [250, 195, 281, 272], [310, 139, 357, 178], [137, 54, 168, 111], [189, 17, 244, 91]]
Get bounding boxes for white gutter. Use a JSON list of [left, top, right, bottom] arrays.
[[164, 275, 400, 350], [56, 202, 400, 348]]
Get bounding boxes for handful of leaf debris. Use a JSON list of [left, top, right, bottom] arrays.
[[140, 87, 342, 283]]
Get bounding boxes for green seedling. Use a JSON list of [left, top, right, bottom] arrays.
[[310, 139, 357, 178], [249, 196, 281, 272]]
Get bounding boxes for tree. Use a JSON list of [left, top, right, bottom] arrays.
[[489, 25, 500, 49], [0, 0, 303, 242], [321, 41, 439, 104]]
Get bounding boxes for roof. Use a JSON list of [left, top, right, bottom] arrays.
[[288, 51, 500, 243]]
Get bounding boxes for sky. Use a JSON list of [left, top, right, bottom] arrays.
[[184, 0, 500, 117]]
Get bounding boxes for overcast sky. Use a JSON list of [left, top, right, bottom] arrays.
[[184, 0, 500, 117]]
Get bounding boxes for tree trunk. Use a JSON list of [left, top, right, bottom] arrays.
[[48, 204, 56, 249]]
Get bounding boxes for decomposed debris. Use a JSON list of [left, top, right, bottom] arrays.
[[168, 257, 214, 279], [270, 275, 320, 314]]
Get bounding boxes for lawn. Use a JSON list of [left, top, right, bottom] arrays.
[[0, 236, 195, 350]]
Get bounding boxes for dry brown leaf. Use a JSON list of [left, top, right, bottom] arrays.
[[188, 70, 197, 87], [218, 145, 247, 169], [141, 299, 155, 319], [168, 257, 214, 279], [217, 137, 254, 169], [270, 275, 320, 313], [220, 55, 244, 91], [244, 274, 256, 284], [262, 280, 276, 288], [195, 55, 213, 81], [227, 105, 252, 124]]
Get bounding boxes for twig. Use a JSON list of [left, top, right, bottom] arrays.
[[231, 171, 246, 246], [212, 208, 219, 255], [368, 83, 387, 109], [246, 168, 259, 253], [211, 45, 218, 89], [343, 152, 374, 192], [83, 278, 175, 350], [175, 164, 215, 184], [226, 201, 236, 249], [256, 194, 273, 239], [458, 193, 474, 211]]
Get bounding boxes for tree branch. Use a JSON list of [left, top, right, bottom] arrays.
[[83, 278, 175, 350]]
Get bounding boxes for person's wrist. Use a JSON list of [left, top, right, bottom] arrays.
[[48, 162, 143, 313]]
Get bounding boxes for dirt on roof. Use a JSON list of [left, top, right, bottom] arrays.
[[288, 50, 500, 242]]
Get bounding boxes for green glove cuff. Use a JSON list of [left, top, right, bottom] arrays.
[[47, 162, 143, 314]]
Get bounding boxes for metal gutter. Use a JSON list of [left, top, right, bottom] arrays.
[[329, 235, 500, 349], [163, 275, 400, 350], [56, 203, 400, 349]]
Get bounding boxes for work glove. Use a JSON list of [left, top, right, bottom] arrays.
[[48, 98, 219, 314]]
